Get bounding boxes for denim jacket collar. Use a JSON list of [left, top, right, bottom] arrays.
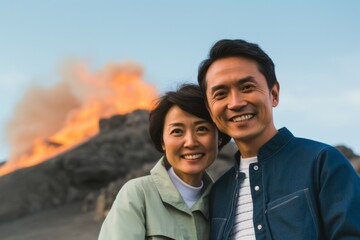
[[234, 127, 294, 163]]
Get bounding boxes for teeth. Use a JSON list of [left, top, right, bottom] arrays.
[[232, 114, 254, 122], [183, 154, 203, 159]]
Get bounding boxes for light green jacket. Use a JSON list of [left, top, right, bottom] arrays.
[[98, 157, 213, 240]]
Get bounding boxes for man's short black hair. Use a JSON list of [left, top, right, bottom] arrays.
[[198, 39, 278, 96]]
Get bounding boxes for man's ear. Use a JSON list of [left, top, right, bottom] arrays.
[[271, 82, 280, 107]]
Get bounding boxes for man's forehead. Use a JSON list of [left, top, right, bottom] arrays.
[[206, 57, 258, 77]]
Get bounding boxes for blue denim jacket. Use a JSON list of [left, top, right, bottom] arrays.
[[210, 128, 360, 240]]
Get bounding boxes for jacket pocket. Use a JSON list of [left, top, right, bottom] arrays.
[[266, 189, 318, 240]]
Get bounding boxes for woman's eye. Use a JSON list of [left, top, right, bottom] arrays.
[[197, 126, 209, 132], [170, 129, 183, 135]]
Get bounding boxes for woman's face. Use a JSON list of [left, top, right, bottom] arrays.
[[162, 105, 218, 186]]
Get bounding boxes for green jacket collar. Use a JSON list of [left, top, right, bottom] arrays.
[[150, 156, 213, 219]]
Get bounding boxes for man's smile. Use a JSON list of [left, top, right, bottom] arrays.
[[230, 114, 255, 122]]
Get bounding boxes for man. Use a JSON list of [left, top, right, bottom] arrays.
[[197, 39, 360, 239]]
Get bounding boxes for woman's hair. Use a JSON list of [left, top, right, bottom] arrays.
[[149, 83, 230, 152]]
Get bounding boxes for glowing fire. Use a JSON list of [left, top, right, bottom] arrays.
[[0, 62, 158, 176]]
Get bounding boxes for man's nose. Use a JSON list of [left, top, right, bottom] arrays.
[[228, 91, 246, 110]]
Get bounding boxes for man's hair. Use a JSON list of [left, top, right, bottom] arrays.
[[149, 83, 231, 152], [197, 39, 278, 95]]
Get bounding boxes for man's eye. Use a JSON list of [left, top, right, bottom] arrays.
[[242, 84, 255, 92], [214, 91, 226, 99]]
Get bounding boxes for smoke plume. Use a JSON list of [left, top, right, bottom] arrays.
[[4, 61, 158, 166]]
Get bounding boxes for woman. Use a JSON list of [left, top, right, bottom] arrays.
[[98, 83, 230, 239]]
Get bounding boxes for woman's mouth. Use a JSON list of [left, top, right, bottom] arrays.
[[182, 154, 204, 160]]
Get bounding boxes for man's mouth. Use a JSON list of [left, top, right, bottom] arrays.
[[231, 114, 255, 122], [182, 154, 203, 160]]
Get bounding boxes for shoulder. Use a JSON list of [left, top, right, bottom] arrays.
[[289, 136, 346, 160], [292, 136, 331, 151], [293, 136, 345, 157], [114, 175, 155, 203], [121, 175, 154, 194], [279, 128, 330, 153], [291, 137, 356, 173]]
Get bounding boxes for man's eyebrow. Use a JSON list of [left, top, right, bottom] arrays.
[[209, 84, 227, 93], [209, 76, 255, 93], [235, 76, 256, 86]]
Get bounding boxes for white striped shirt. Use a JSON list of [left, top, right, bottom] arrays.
[[230, 156, 258, 240]]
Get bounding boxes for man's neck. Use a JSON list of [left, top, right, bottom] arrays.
[[235, 127, 278, 158], [235, 142, 258, 158]]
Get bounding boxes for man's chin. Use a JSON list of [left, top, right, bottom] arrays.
[[232, 131, 257, 143]]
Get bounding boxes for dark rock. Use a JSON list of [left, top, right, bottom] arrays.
[[335, 145, 360, 173], [0, 110, 161, 223], [336, 145, 360, 160], [0, 159, 80, 223]]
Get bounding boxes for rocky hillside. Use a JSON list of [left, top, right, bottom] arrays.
[[0, 110, 161, 223]]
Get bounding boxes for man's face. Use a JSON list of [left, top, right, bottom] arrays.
[[205, 57, 279, 149]]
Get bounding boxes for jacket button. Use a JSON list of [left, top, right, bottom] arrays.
[[255, 186, 260, 191], [253, 165, 259, 171], [257, 224, 263, 230]]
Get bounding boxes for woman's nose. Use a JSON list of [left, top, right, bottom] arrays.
[[184, 133, 199, 148]]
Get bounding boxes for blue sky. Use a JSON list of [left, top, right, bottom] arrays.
[[0, 1, 359, 162]]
